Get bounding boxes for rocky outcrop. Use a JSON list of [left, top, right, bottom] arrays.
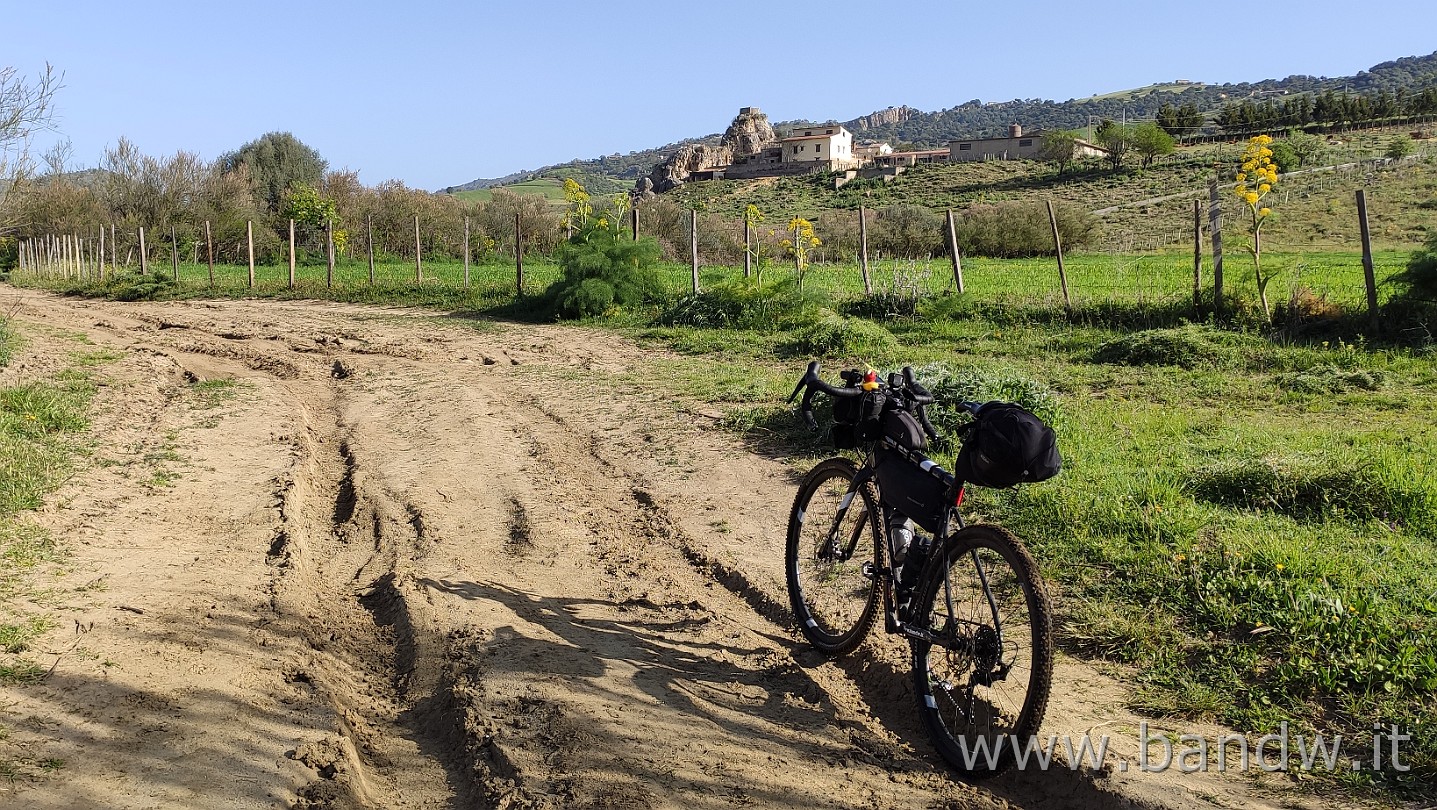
[[636, 107, 776, 195], [847, 105, 918, 131], [641, 143, 733, 194], [719, 107, 778, 158]]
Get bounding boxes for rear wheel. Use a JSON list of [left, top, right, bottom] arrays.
[[910, 524, 1052, 778], [785, 458, 882, 655]]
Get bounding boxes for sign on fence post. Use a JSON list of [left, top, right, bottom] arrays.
[[1356, 189, 1380, 331], [946, 208, 964, 294], [1046, 200, 1069, 310], [1208, 181, 1224, 318]]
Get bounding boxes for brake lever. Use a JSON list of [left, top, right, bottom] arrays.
[[799, 386, 819, 430]]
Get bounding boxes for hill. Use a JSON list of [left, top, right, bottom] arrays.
[[443, 51, 1437, 196]]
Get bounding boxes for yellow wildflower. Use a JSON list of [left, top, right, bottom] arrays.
[[1259, 207, 1272, 217], [1244, 192, 1259, 205]]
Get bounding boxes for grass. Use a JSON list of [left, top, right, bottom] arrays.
[[608, 307, 1437, 795], [0, 318, 97, 692], [451, 178, 570, 205]]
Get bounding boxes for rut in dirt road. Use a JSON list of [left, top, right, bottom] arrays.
[[12, 292, 1230, 810]]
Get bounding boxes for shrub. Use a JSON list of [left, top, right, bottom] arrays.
[[547, 224, 663, 319], [953, 201, 1096, 258], [105, 271, 179, 302], [1394, 231, 1437, 301], [660, 278, 814, 329]]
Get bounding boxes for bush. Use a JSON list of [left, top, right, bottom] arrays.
[[1394, 231, 1437, 301], [105, 271, 179, 302], [1093, 325, 1241, 368], [660, 278, 815, 329], [953, 201, 1096, 258], [547, 224, 663, 319]]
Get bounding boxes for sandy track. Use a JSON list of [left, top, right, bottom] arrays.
[[0, 292, 1343, 810]]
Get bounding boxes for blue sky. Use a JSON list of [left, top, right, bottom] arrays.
[[6, 1, 1433, 191]]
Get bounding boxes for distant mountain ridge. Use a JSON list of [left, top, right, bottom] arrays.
[[442, 51, 1437, 193]]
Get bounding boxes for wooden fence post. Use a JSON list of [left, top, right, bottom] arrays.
[[205, 220, 215, 287], [246, 220, 255, 288], [1208, 181, 1224, 318], [690, 209, 700, 293], [138, 226, 148, 274], [946, 208, 964, 294], [110, 224, 116, 272], [1192, 199, 1202, 311], [631, 205, 639, 241], [1356, 189, 1380, 331], [288, 218, 296, 289], [413, 215, 422, 283], [326, 218, 335, 289], [1046, 200, 1070, 310], [366, 215, 375, 284], [859, 206, 872, 295], [463, 216, 471, 289], [743, 215, 752, 279], [514, 212, 523, 296], [97, 225, 105, 281], [171, 226, 180, 282]]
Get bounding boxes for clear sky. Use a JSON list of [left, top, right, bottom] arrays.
[[5, 0, 1433, 191]]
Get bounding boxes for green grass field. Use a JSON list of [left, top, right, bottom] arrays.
[[450, 179, 569, 205]]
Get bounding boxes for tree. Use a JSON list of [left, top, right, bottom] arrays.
[[1132, 122, 1175, 168], [1234, 135, 1280, 320], [1286, 130, 1325, 168], [1, 63, 62, 232], [1094, 121, 1133, 170], [220, 132, 327, 212], [1386, 134, 1415, 161], [1036, 129, 1081, 174]]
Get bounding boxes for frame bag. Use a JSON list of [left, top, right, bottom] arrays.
[[955, 403, 1061, 489]]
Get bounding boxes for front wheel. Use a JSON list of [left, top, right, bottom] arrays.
[[785, 458, 882, 656], [910, 524, 1053, 778]]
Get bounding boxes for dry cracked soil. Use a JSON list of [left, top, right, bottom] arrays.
[[0, 291, 1358, 810]]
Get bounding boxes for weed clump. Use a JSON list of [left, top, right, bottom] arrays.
[[661, 279, 813, 329], [548, 227, 664, 319], [105, 271, 179, 302], [784, 313, 896, 358], [1093, 325, 1239, 368], [1273, 364, 1387, 393]]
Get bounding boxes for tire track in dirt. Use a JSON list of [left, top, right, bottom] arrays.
[[2, 291, 1338, 810]]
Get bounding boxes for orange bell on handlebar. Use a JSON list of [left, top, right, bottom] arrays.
[[862, 369, 879, 392]]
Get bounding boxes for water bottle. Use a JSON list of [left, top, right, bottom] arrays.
[[899, 532, 929, 592], [889, 517, 914, 568]]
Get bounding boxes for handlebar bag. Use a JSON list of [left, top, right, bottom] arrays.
[[831, 389, 887, 448], [954, 403, 1061, 489]]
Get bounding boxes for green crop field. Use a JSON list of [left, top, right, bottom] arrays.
[[450, 179, 570, 205]]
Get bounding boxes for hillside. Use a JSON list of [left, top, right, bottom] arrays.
[[442, 51, 1437, 195]]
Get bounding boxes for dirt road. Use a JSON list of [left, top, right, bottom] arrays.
[[0, 291, 1340, 810]]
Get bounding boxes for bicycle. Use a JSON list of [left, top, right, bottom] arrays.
[[784, 361, 1056, 778]]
